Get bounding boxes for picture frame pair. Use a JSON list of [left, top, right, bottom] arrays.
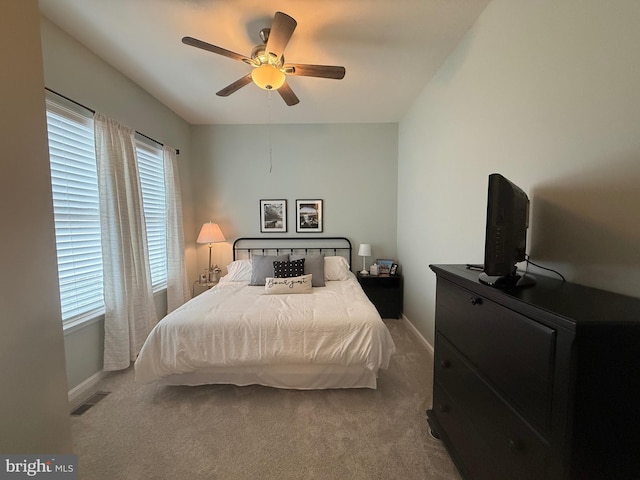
[[260, 199, 323, 233], [376, 259, 399, 276]]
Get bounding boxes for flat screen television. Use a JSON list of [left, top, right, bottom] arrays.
[[479, 173, 535, 288]]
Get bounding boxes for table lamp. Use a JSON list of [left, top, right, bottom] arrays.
[[358, 243, 371, 275], [197, 222, 225, 282]]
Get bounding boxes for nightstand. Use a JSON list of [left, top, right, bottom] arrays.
[[192, 280, 217, 297], [356, 272, 403, 319]]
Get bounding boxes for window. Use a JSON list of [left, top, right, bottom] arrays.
[[136, 140, 167, 290], [46, 96, 170, 325], [46, 100, 104, 322]]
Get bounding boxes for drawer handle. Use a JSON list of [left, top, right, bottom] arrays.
[[470, 297, 483, 306], [440, 360, 451, 369]]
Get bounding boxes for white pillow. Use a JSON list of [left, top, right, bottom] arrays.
[[264, 274, 313, 295], [324, 256, 351, 281], [221, 259, 252, 282]]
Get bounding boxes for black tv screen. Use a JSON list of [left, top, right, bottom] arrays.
[[479, 173, 535, 288]]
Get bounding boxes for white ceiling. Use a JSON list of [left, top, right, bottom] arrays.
[[38, 0, 489, 125]]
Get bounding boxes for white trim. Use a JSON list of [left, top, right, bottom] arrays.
[[45, 93, 92, 119], [63, 311, 104, 335], [68, 370, 106, 410], [401, 314, 434, 356]]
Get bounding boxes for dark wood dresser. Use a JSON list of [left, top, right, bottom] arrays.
[[428, 264, 640, 480]]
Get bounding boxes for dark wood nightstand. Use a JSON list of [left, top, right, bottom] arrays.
[[356, 272, 403, 319]]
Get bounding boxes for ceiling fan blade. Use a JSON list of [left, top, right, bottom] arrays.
[[182, 36, 250, 63], [283, 63, 346, 80], [265, 12, 297, 62], [216, 74, 253, 97], [277, 82, 300, 106]]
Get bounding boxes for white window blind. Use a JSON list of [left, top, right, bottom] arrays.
[[136, 140, 167, 290], [46, 101, 104, 322]]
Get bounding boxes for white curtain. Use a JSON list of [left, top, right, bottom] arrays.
[[163, 145, 189, 311], [94, 114, 157, 371]]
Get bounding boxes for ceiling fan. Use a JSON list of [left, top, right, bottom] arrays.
[[182, 12, 346, 106]]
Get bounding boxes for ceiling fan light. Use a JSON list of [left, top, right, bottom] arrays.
[[251, 64, 286, 90]]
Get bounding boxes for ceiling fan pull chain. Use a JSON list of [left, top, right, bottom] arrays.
[[268, 91, 273, 174]]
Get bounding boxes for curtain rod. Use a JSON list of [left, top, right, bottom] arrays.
[[45, 87, 180, 155]]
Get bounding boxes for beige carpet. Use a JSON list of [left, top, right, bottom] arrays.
[[71, 319, 462, 480]]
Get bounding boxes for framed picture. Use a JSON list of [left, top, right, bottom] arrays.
[[377, 259, 394, 276], [260, 199, 287, 233], [296, 199, 323, 233]]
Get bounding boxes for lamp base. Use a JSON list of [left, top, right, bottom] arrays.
[[360, 256, 369, 276]]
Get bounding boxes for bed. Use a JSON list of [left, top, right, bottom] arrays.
[[134, 237, 396, 389]]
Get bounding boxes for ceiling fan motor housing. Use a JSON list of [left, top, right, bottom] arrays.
[[250, 45, 284, 68], [259, 28, 270, 44]]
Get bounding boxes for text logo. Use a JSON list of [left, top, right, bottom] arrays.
[[1, 455, 77, 479]]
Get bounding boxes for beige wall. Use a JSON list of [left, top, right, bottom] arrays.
[[398, 0, 640, 345], [190, 123, 399, 273], [0, 0, 72, 453]]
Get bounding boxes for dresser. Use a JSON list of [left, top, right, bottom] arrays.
[[428, 264, 640, 480]]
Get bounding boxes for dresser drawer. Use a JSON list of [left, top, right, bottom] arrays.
[[436, 278, 556, 431], [432, 384, 502, 480], [434, 335, 550, 480]]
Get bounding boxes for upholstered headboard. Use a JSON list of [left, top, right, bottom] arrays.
[[232, 237, 352, 268]]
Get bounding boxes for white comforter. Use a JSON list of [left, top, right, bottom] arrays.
[[134, 274, 396, 384]]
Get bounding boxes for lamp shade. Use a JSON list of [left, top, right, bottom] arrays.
[[197, 222, 225, 244], [358, 244, 371, 257], [251, 64, 286, 90]]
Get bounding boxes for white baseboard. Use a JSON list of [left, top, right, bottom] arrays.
[[401, 314, 434, 356], [68, 370, 106, 410]]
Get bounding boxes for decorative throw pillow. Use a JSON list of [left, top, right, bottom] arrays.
[[264, 274, 313, 295], [290, 254, 325, 287], [249, 254, 290, 286], [273, 259, 305, 278]]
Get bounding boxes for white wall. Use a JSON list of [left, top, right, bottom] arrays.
[[40, 17, 195, 391], [398, 0, 640, 345], [190, 123, 398, 272], [0, 0, 72, 453]]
